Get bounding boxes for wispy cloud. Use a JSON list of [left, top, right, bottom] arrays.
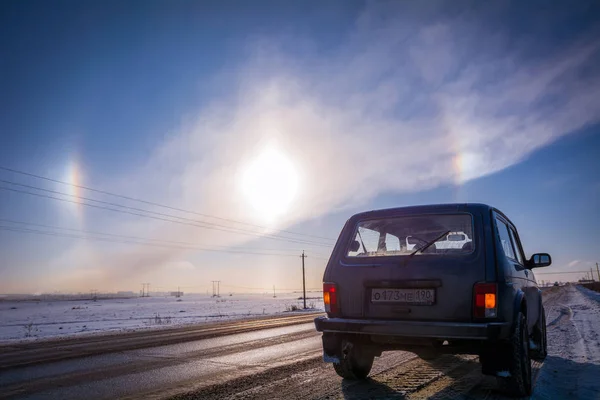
[[42, 2, 600, 291]]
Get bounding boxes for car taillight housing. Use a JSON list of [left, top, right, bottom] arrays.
[[323, 282, 339, 315], [473, 283, 497, 318]]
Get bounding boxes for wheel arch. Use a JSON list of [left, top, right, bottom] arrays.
[[513, 290, 527, 325]]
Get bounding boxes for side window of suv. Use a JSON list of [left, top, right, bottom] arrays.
[[508, 228, 524, 265], [496, 218, 516, 260]]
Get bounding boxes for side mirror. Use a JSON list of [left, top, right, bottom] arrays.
[[349, 240, 360, 252], [530, 253, 551, 268]]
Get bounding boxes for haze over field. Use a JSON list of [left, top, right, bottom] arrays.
[[1, 1, 599, 294]]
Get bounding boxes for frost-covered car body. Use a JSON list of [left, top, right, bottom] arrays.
[[314, 203, 550, 396]]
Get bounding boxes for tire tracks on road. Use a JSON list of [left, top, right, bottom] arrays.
[[0, 313, 322, 369], [0, 328, 321, 399], [171, 291, 559, 399]]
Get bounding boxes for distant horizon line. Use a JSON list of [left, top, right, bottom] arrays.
[[0, 290, 323, 297]]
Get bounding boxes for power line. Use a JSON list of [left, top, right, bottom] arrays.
[[0, 218, 331, 255], [0, 184, 331, 248], [0, 166, 336, 242], [0, 225, 304, 257], [0, 180, 329, 247], [536, 270, 595, 275], [0, 225, 317, 258], [219, 283, 321, 291]]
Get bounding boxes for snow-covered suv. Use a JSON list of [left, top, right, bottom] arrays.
[[314, 203, 550, 397]]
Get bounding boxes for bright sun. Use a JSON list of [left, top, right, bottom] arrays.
[[241, 147, 299, 221]]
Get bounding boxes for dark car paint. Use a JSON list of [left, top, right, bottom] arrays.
[[491, 210, 542, 333], [327, 209, 485, 322], [316, 203, 547, 353]]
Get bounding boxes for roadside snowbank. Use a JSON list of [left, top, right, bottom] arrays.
[[0, 293, 323, 343], [532, 284, 600, 399], [577, 284, 600, 302]]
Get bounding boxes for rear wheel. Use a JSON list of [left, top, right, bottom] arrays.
[[416, 349, 440, 361], [497, 312, 532, 397], [332, 341, 374, 380], [530, 307, 548, 361]]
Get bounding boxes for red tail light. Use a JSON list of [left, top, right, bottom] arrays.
[[323, 282, 339, 315], [473, 283, 497, 318]]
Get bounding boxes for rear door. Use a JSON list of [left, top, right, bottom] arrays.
[[508, 226, 540, 331], [494, 215, 531, 325], [332, 211, 485, 322]]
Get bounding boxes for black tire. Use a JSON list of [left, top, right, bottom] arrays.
[[416, 350, 439, 361], [531, 307, 548, 361], [332, 342, 374, 380], [497, 312, 532, 397]]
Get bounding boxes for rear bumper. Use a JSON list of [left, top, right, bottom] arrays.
[[314, 316, 511, 341]]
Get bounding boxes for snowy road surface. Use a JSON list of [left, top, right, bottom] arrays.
[[1, 284, 599, 399], [532, 284, 600, 399]]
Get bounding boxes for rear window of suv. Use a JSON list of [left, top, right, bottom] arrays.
[[347, 214, 474, 257]]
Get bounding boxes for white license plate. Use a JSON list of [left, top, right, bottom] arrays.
[[371, 288, 435, 304]]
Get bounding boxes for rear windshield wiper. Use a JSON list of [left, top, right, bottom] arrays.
[[409, 230, 450, 257]]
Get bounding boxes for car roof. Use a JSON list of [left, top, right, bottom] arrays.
[[350, 203, 494, 220]]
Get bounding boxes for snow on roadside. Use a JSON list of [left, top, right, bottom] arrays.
[[576, 284, 600, 303], [0, 293, 323, 343], [533, 284, 600, 400]]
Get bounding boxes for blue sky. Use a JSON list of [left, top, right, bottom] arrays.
[[1, 1, 599, 293]]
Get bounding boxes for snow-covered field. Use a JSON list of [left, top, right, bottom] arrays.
[[0, 292, 323, 343], [532, 284, 600, 399]]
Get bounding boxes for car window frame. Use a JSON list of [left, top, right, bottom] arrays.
[[494, 216, 518, 263], [507, 227, 525, 266]]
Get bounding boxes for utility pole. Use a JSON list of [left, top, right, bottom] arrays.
[[211, 281, 221, 297], [592, 268, 596, 282], [273, 285, 276, 298], [301, 251, 307, 309], [141, 283, 150, 297], [596, 263, 600, 282]]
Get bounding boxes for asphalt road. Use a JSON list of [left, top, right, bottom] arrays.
[[0, 313, 322, 399], [0, 293, 573, 400]]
